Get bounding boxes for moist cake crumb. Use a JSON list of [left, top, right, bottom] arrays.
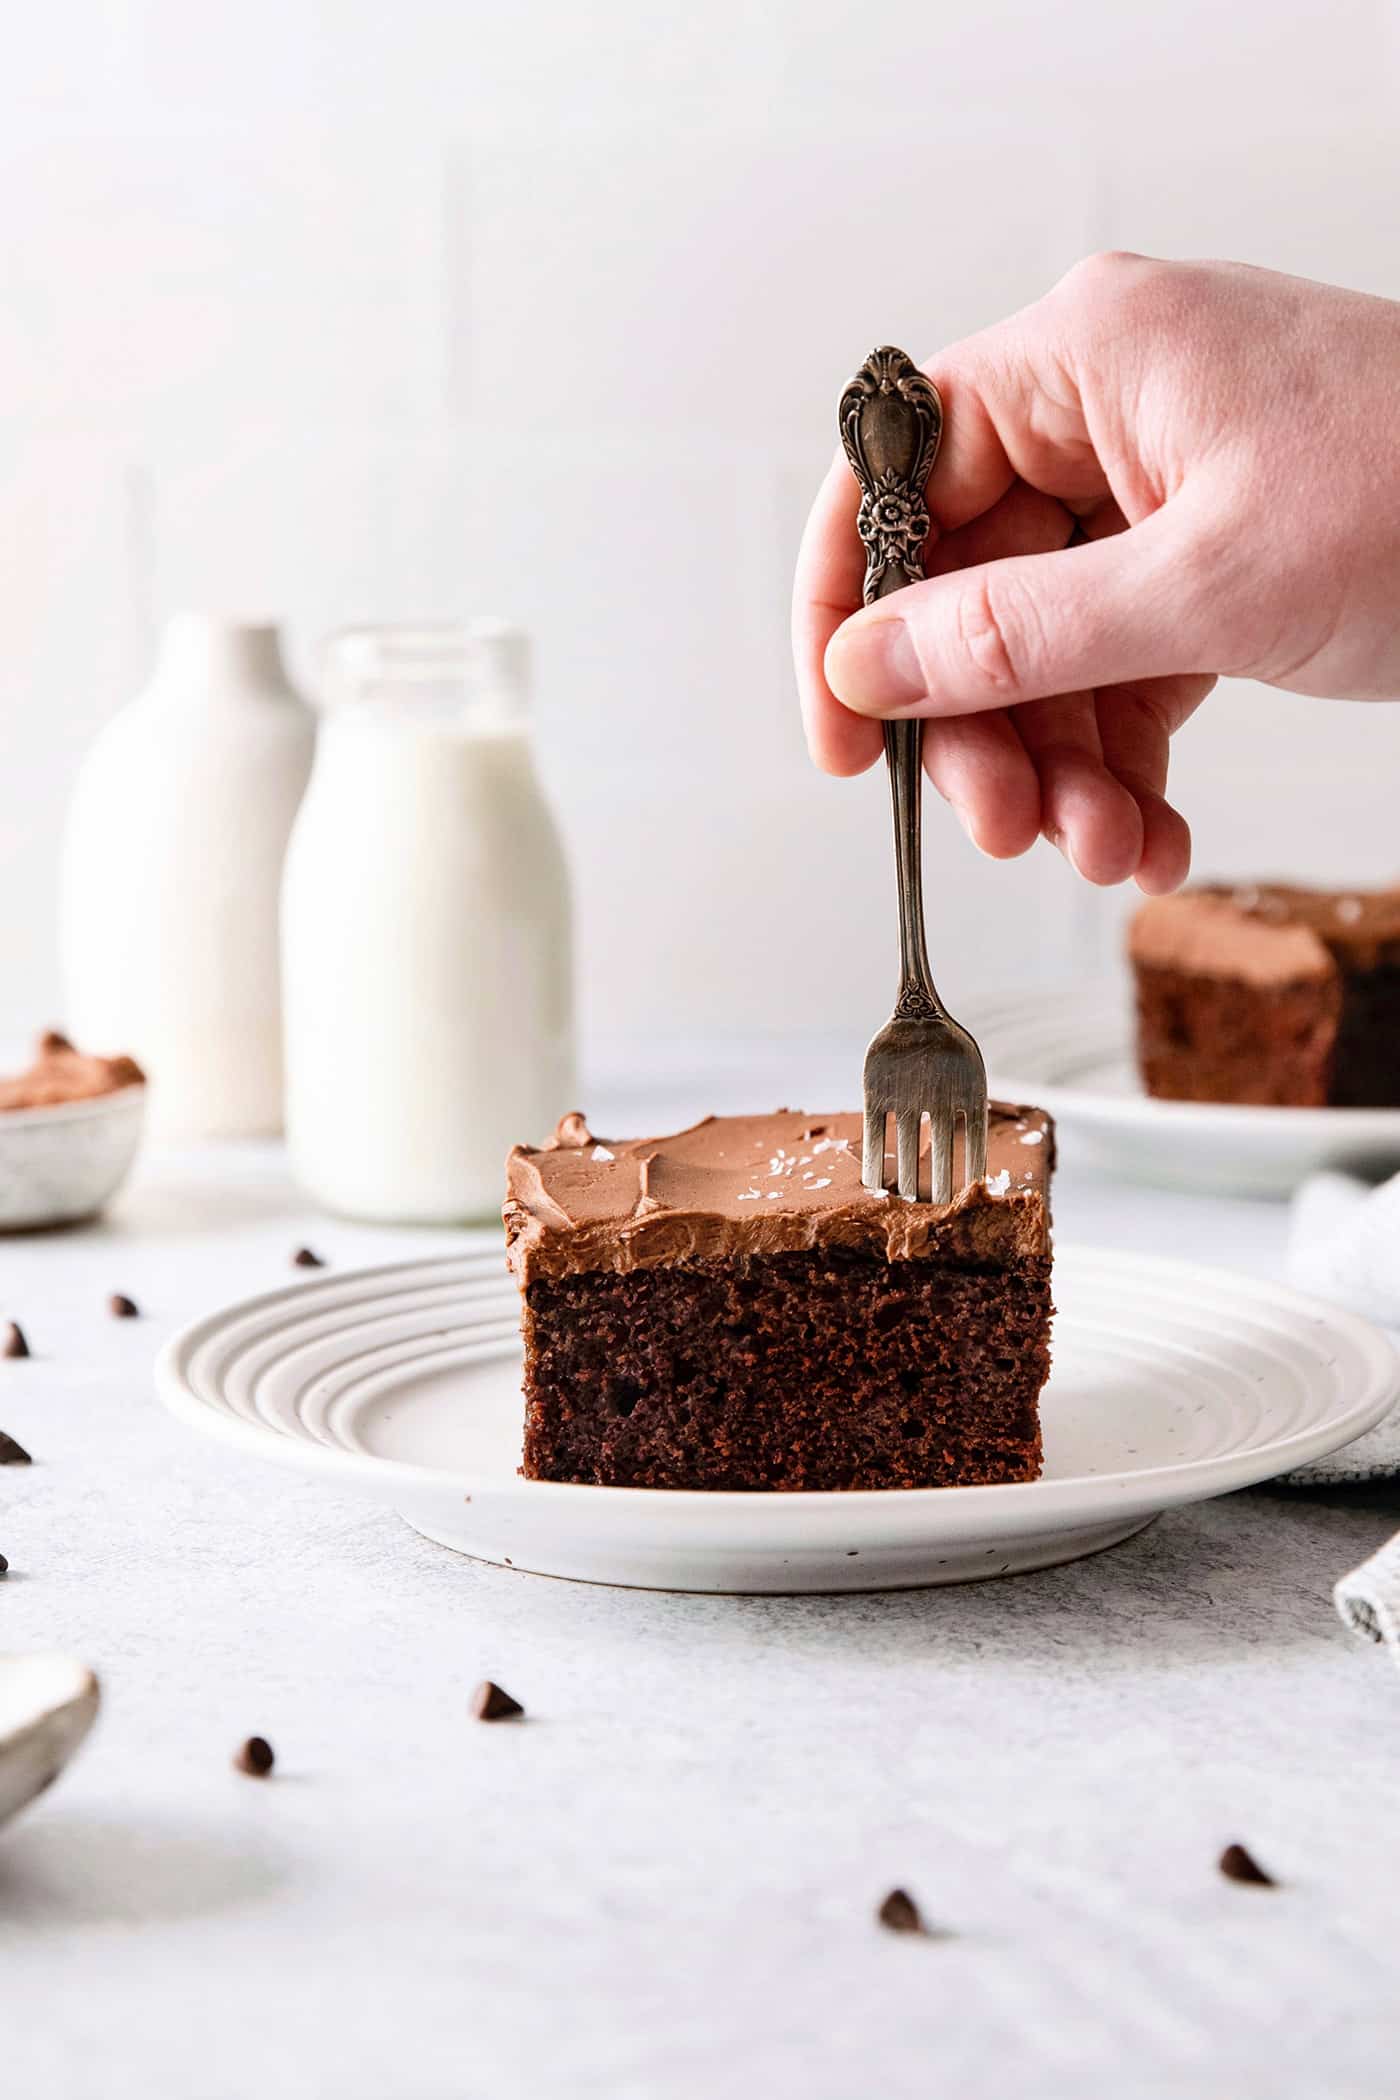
[[1131, 884, 1400, 1107], [505, 1106, 1055, 1493]]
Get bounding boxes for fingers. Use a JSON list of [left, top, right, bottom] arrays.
[[792, 451, 882, 775], [1127, 786, 1192, 895], [1095, 675, 1213, 893], [923, 479, 1074, 581], [999, 674, 1209, 890], [916, 484, 1073, 859], [1013, 693, 1145, 886], [793, 459, 1071, 777], [793, 308, 1104, 776], [825, 505, 1212, 721], [923, 710, 1042, 859]]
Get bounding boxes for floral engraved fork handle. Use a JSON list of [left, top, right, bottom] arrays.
[[838, 346, 944, 1021]]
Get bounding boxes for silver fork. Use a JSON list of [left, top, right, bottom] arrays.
[[838, 345, 989, 1203]]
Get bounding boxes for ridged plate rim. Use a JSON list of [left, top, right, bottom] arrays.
[[155, 1244, 1400, 1528]]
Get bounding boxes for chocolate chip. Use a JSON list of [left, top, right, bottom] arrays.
[[108, 1294, 140, 1319], [2, 1323, 29, 1359], [877, 1888, 926, 1935], [233, 1736, 275, 1777], [38, 1029, 73, 1055], [471, 1680, 524, 1722], [0, 1433, 31, 1465], [0, 1554, 9, 1576], [291, 1247, 325, 1269], [1219, 1843, 1275, 1887]]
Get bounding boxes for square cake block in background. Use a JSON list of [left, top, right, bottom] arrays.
[[1131, 885, 1400, 1109], [504, 1107, 1054, 1492]]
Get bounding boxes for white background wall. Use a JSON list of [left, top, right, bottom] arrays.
[[5, 0, 1400, 1066]]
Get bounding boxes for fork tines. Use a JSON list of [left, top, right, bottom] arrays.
[[862, 1012, 989, 1204]]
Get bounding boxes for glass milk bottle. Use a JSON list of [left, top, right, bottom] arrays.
[[281, 623, 574, 1222], [60, 615, 315, 1138]]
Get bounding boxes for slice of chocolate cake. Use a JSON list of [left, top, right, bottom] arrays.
[[1131, 884, 1400, 1108], [504, 1106, 1054, 1492]]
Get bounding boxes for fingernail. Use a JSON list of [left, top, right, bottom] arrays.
[[824, 616, 925, 714]]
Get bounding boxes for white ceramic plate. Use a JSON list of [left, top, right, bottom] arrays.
[[156, 1247, 1398, 1594], [981, 983, 1400, 1197]]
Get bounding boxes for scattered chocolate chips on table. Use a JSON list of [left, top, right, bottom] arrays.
[[291, 1247, 326, 1270], [471, 1680, 524, 1722], [0, 1432, 32, 1465], [1219, 1842, 1276, 1887], [877, 1888, 928, 1936], [0, 1555, 9, 1576], [2, 1323, 29, 1360], [233, 1736, 275, 1777], [107, 1293, 140, 1319]]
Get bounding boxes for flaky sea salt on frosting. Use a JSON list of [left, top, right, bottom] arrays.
[[504, 1104, 1055, 1282]]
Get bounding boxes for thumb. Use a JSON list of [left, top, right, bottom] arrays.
[[824, 506, 1214, 717]]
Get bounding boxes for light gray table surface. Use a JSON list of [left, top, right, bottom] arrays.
[[3, 1058, 1400, 2100]]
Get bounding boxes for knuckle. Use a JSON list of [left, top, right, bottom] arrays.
[[1059, 249, 1179, 333], [1060, 248, 1145, 298], [1070, 246, 1139, 278], [952, 571, 1044, 700]]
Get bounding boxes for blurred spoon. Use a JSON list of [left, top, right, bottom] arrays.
[[0, 1655, 100, 1830]]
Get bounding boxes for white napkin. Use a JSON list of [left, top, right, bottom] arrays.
[[1335, 1534, 1400, 1653], [1289, 1168, 1400, 1331], [1282, 1168, 1400, 1486], [1284, 1165, 1400, 1663]]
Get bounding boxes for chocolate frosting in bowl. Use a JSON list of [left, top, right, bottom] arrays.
[[505, 1105, 1053, 1284], [0, 1033, 145, 1114]]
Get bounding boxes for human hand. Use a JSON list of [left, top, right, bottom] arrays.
[[793, 255, 1400, 891]]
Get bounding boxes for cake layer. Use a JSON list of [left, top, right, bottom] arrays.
[[505, 1104, 1053, 1286], [508, 1106, 1055, 1493], [520, 1247, 1051, 1491], [1131, 883, 1400, 1108], [1134, 964, 1343, 1106]]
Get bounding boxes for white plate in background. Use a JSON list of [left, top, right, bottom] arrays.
[[981, 981, 1400, 1197], [156, 1248, 1397, 1594]]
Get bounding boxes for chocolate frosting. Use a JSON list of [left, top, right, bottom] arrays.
[[505, 1105, 1053, 1283], [1131, 883, 1400, 984], [0, 1032, 145, 1113]]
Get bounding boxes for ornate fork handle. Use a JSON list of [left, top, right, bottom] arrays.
[[837, 348, 943, 1021]]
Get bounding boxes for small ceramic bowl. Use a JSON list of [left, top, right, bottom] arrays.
[[0, 1084, 147, 1231]]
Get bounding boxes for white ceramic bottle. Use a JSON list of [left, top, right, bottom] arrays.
[[281, 622, 575, 1223], [60, 616, 316, 1139]]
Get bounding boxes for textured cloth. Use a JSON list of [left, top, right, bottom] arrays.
[[1281, 1169, 1400, 1486], [1336, 1532, 1400, 1658], [1289, 1169, 1400, 1331], [1288, 1167, 1400, 1669]]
